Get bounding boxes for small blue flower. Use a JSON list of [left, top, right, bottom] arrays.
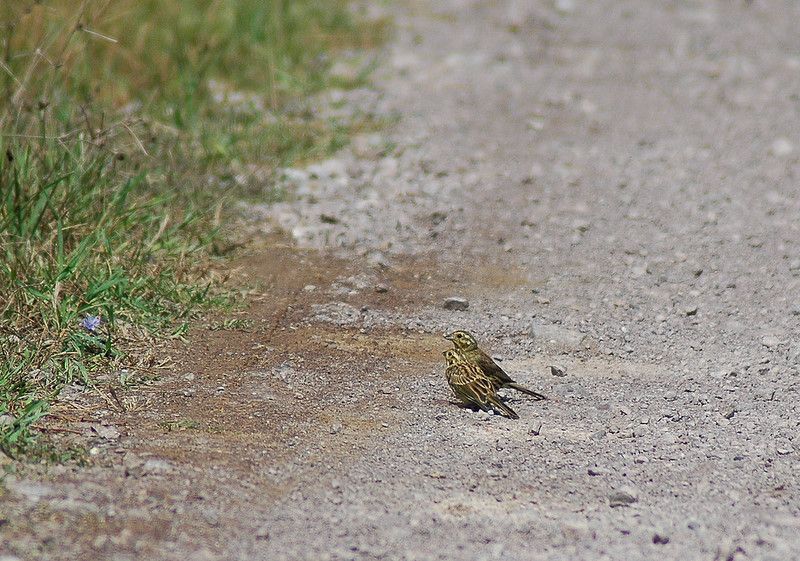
[[80, 315, 102, 333]]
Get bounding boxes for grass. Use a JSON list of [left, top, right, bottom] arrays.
[[0, 1, 388, 460]]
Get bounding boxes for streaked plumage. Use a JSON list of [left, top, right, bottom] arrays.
[[444, 330, 546, 400], [443, 349, 518, 419]]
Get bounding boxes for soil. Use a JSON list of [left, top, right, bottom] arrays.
[[2, 1, 800, 560]]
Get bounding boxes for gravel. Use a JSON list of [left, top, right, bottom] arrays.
[[5, 1, 800, 560]]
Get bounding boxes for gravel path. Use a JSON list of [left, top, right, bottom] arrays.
[[251, 1, 800, 558], [3, 1, 799, 560]]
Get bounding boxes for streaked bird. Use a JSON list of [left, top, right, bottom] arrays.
[[443, 348, 519, 419], [444, 330, 546, 400]]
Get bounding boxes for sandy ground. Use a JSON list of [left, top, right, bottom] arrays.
[[2, 1, 800, 560]]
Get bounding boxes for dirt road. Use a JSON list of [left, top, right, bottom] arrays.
[[3, 1, 799, 560]]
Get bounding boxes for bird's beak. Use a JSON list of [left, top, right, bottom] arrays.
[[443, 332, 454, 341]]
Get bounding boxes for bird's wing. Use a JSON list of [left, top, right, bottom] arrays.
[[448, 364, 495, 408], [476, 349, 515, 385]]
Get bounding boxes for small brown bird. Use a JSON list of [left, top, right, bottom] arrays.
[[444, 330, 546, 400], [443, 349, 519, 419]]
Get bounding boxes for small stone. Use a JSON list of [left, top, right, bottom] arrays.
[[89, 446, 101, 456], [374, 284, 389, 293], [535, 296, 551, 305], [367, 251, 391, 269], [7, 481, 55, 502], [303, 284, 317, 292], [789, 259, 800, 271], [91, 425, 120, 440], [771, 137, 794, 157], [255, 526, 270, 540], [608, 486, 638, 507], [652, 533, 670, 545], [123, 453, 145, 472], [722, 407, 736, 420], [142, 458, 173, 475], [92, 535, 108, 549], [202, 511, 220, 527], [549, 365, 567, 377], [587, 466, 605, 476], [529, 422, 543, 436], [330, 423, 343, 435], [443, 297, 469, 311], [761, 335, 781, 348], [777, 448, 793, 455], [684, 305, 698, 316], [307, 158, 347, 179], [0, 414, 15, 426], [555, 0, 576, 14]]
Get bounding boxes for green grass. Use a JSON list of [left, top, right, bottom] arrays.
[[0, 1, 388, 460]]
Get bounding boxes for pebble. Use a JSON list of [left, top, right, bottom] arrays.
[[652, 533, 670, 545], [684, 304, 699, 316], [307, 158, 347, 179], [255, 525, 270, 540], [555, 0, 576, 14], [771, 137, 794, 156], [608, 486, 639, 507], [761, 335, 781, 348], [0, 414, 15, 426], [142, 458, 174, 475], [6, 480, 55, 502], [443, 297, 470, 311], [374, 284, 389, 293], [549, 364, 567, 377], [91, 425, 120, 440]]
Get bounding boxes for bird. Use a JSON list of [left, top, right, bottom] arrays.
[[444, 330, 546, 400], [443, 348, 519, 419]]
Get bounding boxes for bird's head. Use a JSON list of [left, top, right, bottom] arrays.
[[444, 330, 478, 351], [442, 348, 462, 366]]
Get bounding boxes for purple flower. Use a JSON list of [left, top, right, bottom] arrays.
[[80, 315, 102, 333]]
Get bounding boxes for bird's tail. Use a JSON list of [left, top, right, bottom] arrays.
[[489, 396, 519, 420], [506, 383, 546, 401]]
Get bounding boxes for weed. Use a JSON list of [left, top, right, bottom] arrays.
[[0, 1, 388, 459]]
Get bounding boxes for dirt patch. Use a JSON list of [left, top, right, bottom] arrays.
[[0, 240, 462, 561]]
